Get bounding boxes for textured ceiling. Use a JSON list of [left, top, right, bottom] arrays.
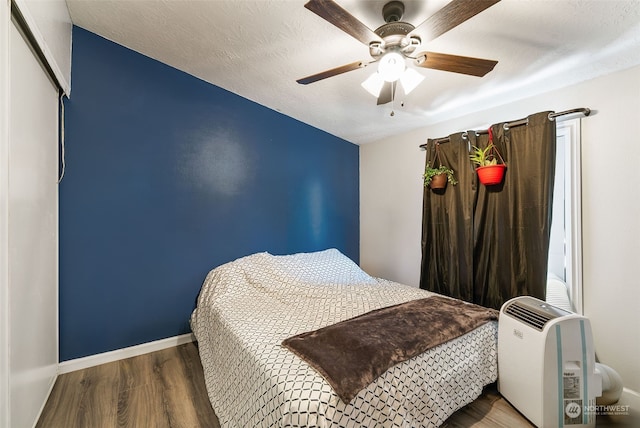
[[66, 0, 640, 144]]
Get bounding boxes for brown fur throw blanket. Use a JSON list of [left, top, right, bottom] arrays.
[[282, 295, 498, 403]]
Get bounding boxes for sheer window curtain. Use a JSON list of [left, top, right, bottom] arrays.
[[420, 111, 556, 310]]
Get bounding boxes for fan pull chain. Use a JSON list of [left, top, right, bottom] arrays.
[[390, 81, 396, 116]]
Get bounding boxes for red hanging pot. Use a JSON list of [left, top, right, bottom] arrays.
[[476, 164, 506, 185]]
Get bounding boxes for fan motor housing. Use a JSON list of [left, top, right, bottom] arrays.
[[382, 0, 405, 23], [375, 21, 415, 39], [371, 21, 420, 58]]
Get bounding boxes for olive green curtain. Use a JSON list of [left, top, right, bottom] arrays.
[[420, 111, 556, 310], [420, 133, 475, 302]]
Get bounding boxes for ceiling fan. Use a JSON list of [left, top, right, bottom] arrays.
[[297, 0, 501, 105]]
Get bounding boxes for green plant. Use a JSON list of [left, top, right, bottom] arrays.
[[469, 143, 502, 167], [423, 164, 458, 187]]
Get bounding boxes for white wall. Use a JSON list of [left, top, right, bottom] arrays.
[[360, 65, 640, 394]]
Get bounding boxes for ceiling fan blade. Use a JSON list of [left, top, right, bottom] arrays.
[[412, 0, 501, 44], [297, 61, 367, 85], [415, 52, 497, 77], [304, 0, 381, 45], [377, 81, 395, 105]]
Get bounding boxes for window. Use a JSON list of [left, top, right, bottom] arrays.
[[548, 118, 583, 313]]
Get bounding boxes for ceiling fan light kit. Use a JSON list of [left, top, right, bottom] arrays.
[[378, 50, 406, 82], [361, 67, 424, 99], [298, 0, 501, 106], [399, 68, 425, 94], [361, 73, 385, 97]]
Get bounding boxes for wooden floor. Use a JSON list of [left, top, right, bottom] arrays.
[[38, 342, 536, 427], [37, 343, 220, 428]]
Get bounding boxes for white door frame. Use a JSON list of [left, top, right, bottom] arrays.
[[557, 118, 584, 314], [0, 1, 13, 426]]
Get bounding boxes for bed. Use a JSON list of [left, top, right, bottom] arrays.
[[190, 249, 499, 427]]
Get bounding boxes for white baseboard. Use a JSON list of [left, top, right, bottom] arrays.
[[58, 333, 195, 374], [614, 388, 640, 425], [621, 387, 640, 408]]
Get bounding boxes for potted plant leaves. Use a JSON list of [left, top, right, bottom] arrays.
[[469, 128, 506, 186], [424, 164, 458, 189], [423, 143, 458, 190]]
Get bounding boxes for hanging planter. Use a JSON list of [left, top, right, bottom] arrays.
[[423, 142, 458, 190], [429, 172, 448, 189], [470, 128, 506, 186], [476, 163, 506, 185]]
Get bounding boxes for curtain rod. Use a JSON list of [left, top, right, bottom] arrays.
[[419, 108, 591, 150]]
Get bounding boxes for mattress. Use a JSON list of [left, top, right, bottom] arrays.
[[191, 249, 498, 427]]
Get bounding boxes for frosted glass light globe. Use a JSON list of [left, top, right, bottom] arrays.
[[378, 51, 405, 82]]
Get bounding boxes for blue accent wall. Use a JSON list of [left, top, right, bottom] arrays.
[[60, 27, 360, 361]]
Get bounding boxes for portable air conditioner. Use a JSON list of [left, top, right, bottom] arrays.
[[498, 296, 602, 428]]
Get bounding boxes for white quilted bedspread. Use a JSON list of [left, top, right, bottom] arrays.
[[191, 249, 498, 428]]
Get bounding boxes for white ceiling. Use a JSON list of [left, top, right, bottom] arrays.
[[66, 0, 640, 144]]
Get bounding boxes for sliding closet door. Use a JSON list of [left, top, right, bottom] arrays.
[[8, 19, 59, 428]]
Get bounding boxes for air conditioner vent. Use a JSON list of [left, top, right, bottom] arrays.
[[504, 301, 554, 331]]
